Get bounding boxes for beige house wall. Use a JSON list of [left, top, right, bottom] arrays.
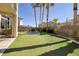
[[0, 15, 1, 32], [0, 3, 18, 38]]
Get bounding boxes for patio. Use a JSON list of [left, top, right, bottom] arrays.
[[0, 38, 15, 56]]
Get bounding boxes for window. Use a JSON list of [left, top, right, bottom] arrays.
[[1, 15, 11, 30]]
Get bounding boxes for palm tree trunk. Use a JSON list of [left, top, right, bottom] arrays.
[[34, 7, 37, 31], [39, 5, 42, 34], [40, 5, 44, 34], [41, 5, 44, 34], [73, 3, 78, 39], [46, 7, 49, 33]]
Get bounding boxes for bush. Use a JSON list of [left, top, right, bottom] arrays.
[[47, 29, 54, 33], [0, 28, 12, 35], [31, 28, 35, 32]]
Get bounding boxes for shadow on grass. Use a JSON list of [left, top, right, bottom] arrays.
[[48, 33, 70, 40], [1, 40, 69, 54], [39, 42, 79, 56]]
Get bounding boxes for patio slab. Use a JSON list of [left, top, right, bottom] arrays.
[[0, 38, 15, 56]]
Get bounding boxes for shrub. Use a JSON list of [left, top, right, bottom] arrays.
[[0, 28, 12, 35]]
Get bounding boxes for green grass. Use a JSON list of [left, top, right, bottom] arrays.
[[2, 34, 79, 56]]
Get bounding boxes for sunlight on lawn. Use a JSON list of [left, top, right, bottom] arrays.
[[2, 34, 79, 56]]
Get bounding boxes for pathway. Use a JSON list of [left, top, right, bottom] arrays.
[[26, 31, 40, 34], [0, 38, 15, 56]]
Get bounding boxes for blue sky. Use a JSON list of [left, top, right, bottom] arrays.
[[18, 3, 79, 27]]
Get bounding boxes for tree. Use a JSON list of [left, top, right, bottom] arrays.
[[39, 3, 42, 34], [52, 18, 58, 23], [31, 3, 40, 30], [39, 3, 45, 34], [41, 4, 45, 28], [73, 3, 78, 39], [32, 3, 54, 33], [45, 3, 54, 33], [32, 3, 44, 32]]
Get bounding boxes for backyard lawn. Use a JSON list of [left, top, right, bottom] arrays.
[[2, 34, 79, 56]]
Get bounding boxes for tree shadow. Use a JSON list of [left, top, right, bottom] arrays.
[[48, 33, 70, 40], [0, 40, 69, 54], [39, 42, 79, 56]]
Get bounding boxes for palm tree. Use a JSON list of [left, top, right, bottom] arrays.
[[32, 3, 54, 33], [41, 4, 45, 34], [45, 3, 54, 33], [34, 6, 37, 28], [66, 18, 69, 36], [39, 3, 42, 34], [32, 3, 41, 31], [31, 4, 38, 30], [73, 3, 78, 39], [39, 3, 45, 34]]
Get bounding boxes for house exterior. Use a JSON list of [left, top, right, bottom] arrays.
[[0, 3, 18, 38]]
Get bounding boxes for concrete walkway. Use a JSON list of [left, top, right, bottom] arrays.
[[0, 38, 16, 56], [19, 31, 40, 35], [26, 31, 40, 34]]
